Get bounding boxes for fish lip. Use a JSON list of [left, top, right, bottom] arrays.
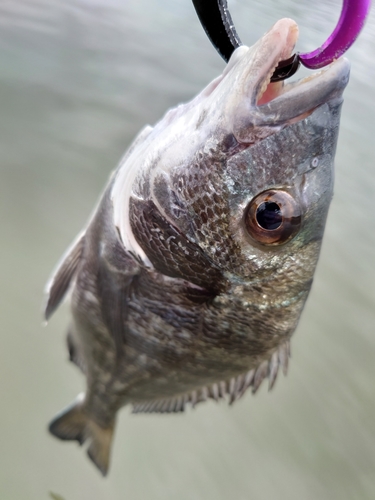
[[255, 57, 351, 125]]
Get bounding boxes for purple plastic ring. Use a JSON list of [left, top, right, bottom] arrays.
[[299, 0, 371, 69]]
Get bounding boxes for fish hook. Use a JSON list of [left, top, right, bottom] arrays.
[[192, 0, 371, 81]]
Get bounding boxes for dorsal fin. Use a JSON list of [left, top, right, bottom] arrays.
[[44, 233, 85, 320], [131, 340, 291, 414]]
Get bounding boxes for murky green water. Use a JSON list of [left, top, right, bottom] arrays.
[[1, 1, 375, 499]]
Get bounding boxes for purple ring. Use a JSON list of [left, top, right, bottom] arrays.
[[299, 0, 371, 69]]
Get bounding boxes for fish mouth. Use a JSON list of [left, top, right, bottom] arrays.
[[256, 58, 350, 125], [232, 19, 350, 136]]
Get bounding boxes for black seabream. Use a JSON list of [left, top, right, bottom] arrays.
[[45, 19, 350, 475]]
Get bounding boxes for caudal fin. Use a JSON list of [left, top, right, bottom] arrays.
[[48, 393, 115, 476]]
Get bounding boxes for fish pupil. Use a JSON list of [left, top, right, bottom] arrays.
[[256, 202, 282, 230]]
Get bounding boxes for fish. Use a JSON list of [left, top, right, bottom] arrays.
[[44, 18, 350, 475]]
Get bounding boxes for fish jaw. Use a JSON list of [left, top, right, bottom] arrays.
[[207, 18, 351, 141], [238, 57, 351, 132]]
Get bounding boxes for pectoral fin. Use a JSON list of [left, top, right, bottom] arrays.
[[44, 233, 85, 320]]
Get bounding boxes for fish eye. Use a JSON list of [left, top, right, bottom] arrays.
[[244, 190, 302, 245]]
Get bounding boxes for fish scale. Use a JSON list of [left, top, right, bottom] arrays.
[[176, 149, 242, 270]]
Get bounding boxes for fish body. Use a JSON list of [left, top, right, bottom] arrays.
[[46, 19, 350, 475]]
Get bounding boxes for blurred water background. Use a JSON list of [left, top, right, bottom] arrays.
[[1, 0, 375, 499]]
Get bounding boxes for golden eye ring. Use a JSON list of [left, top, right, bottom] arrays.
[[244, 189, 302, 246]]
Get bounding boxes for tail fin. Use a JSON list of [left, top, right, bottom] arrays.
[[48, 393, 115, 476]]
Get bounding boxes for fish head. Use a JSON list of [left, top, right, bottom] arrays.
[[114, 18, 350, 299]]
